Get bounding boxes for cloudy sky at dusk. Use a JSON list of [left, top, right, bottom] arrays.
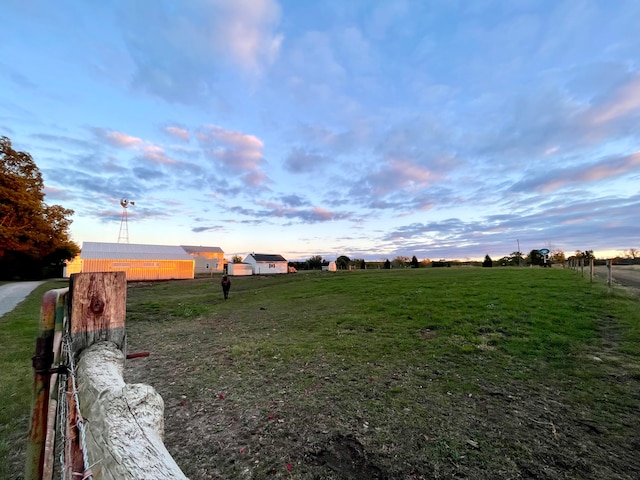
[[1, 0, 639, 261]]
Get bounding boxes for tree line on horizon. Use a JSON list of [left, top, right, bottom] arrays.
[[288, 249, 639, 271]]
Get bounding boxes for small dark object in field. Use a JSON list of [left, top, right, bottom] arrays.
[[310, 434, 383, 479]]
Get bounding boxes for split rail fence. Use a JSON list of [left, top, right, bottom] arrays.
[[25, 272, 188, 480]]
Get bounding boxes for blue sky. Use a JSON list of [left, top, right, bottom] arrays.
[[1, 0, 639, 262]]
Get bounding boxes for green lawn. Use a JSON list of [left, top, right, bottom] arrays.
[[0, 279, 68, 480], [2, 269, 639, 479]]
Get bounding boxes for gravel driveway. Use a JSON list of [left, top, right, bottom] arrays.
[[0, 281, 45, 318]]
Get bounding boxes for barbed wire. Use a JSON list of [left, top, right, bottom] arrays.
[[56, 356, 67, 480], [62, 333, 94, 480]]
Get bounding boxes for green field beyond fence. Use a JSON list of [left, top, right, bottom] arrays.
[[2, 268, 639, 479]]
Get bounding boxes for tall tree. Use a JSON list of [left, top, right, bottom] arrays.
[[336, 255, 350, 270], [528, 249, 543, 266], [1, 136, 79, 279], [307, 255, 323, 270], [410, 255, 419, 268]]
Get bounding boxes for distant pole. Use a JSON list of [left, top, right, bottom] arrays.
[[517, 239, 521, 266]]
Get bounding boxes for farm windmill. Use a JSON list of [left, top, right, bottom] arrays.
[[117, 198, 135, 243]]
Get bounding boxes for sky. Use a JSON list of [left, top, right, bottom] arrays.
[[1, 0, 639, 262]]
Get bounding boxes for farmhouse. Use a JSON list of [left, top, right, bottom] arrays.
[[181, 245, 225, 275], [66, 242, 195, 281], [243, 253, 288, 275]]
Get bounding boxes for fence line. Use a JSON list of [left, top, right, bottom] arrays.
[[26, 272, 188, 480]]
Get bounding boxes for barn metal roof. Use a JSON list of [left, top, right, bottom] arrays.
[[247, 253, 288, 262], [181, 245, 224, 254], [81, 242, 193, 260]]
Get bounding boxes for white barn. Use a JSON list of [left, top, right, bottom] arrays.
[[243, 253, 288, 275]]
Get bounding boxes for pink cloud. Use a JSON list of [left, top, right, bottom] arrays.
[[198, 124, 266, 173], [101, 130, 143, 148], [577, 151, 640, 182], [142, 144, 177, 165], [164, 126, 190, 142], [587, 74, 640, 125]]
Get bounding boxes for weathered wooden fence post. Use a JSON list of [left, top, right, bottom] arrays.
[[25, 288, 69, 480], [607, 259, 612, 289], [69, 271, 127, 355], [589, 258, 594, 283]]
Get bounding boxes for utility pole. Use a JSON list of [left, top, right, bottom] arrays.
[[517, 239, 522, 267]]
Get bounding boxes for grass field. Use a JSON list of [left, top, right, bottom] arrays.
[[2, 268, 639, 479]]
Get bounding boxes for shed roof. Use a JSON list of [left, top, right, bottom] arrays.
[[247, 253, 287, 262], [81, 242, 193, 260], [181, 245, 224, 254]]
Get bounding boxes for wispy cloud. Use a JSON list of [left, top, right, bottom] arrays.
[[586, 73, 640, 125], [511, 151, 640, 193], [197, 124, 268, 186], [95, 129, 142, 148], [163, 125, 190, 142], [119, 0, 282, 104]]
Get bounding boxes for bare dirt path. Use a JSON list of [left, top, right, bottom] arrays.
[[594, 265, 640, 291]]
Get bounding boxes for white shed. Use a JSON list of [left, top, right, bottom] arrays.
[[243, 253, 288, 275], [227, 262, 253, 276]]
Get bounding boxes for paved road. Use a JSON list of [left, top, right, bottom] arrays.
[[0, 281, 46, 318]]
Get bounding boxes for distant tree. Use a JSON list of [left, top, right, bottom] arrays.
[[232, 255, 243, 263], [482, 255, 493, 267], [497, 256, 512, 266], [528, 249, 543, 266], [410, 255, 419, 268], [576, 250, 595, 262], [511, 251, 524, 266], [307, 255, 323, 270], [625, 248, 639, 259], [359, 259, 366, 269], [383, 258, 391, 269], [336, 255, 350, 270], [1, 136, 79, 279], [391, 256, 409, 268], [551, 249, 566, 264]]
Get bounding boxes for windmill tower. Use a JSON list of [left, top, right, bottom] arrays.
[[117, 199, 135, 243]]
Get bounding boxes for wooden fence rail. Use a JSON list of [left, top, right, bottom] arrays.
[[25, 272, 188, 480]]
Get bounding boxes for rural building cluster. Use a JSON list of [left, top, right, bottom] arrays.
[[64, 242, 288, 281]]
